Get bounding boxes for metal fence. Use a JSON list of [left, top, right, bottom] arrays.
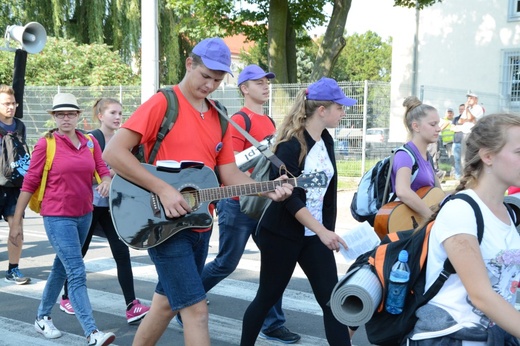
[[20, 82, 505, 185], [19, 82, 392, 184]]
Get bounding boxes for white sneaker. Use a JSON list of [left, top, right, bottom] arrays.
[[87, 330, 116, 346], [34, 316, 62, 339]]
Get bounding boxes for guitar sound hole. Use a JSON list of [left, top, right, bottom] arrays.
[[182, 187, 199, 211]]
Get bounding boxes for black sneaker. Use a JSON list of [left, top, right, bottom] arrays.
[[259, 326, 301, 344]]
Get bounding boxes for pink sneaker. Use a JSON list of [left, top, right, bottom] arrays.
[[59, 298, 75, 315], [126, 299, 150, 324]]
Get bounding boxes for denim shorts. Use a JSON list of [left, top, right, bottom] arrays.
[[148, 228, 211, 311], [0, 187, 20, 220]]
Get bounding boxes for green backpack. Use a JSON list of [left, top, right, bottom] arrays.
[[134, 88, 229, 164]]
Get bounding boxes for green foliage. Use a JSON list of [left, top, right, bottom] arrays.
[[394, 0, 442, 9], [0, 37, 139, 86], [331, 31, 392, 82], [238, 37, 269, 70]]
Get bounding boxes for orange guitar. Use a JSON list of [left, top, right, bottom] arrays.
[[373, 186, 445, 240]]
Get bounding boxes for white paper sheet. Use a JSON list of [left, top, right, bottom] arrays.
[[338, 221, 380, 262]]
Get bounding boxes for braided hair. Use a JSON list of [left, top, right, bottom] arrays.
[[418, 113, 520, 229]]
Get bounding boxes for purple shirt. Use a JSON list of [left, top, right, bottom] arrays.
[[391, 141, 435, 192]]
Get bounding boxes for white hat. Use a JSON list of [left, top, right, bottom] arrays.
[[46, 93, 83, 114]]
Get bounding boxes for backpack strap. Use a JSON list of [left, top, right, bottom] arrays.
[[381, 143, 420, 206], [0, 119, 22, 138], [211, 100, 284, 171], [209, 99, 229, 139], [235, 111, 252, 133], [38, 135, 57, 204], [234, 110, 276, 133], [424, 193, 484, 299], [83, 133, 102, 184], [88, 129, 105, 151], [147, 87, 179, 164]]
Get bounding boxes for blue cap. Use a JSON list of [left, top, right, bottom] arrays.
[[238, 65, 275, 85], [306, 77, 356, 106], [192, 37, 233, 76]]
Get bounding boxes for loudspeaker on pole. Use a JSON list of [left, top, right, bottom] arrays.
[[6, 22, 47, 54]]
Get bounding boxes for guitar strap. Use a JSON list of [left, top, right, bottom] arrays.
[[209, 101, 285, 173]]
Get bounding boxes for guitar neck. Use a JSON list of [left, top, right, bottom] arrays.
[[194, 177, 299, 202]]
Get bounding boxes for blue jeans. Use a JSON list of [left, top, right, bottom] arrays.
[[453, 142, 461, 179], [201, 198, 286, 333], [148, 228, 211, 311], [39, 213, 97, 337]]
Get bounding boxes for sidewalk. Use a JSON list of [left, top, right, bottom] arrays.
[[336, 190, 358, 232]]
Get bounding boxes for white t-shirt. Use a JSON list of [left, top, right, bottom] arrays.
[[425, 189, 520, 344], [303, 139, 333, 236], [460, 104, 484, 133]]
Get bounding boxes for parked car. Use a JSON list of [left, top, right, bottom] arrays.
[[365, 128, 403, 158], [366, 128, 389, 143]]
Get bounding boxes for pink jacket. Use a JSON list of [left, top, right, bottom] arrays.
[[22, 131, 110, 217]]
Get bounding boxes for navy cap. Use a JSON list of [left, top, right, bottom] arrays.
[[306, 77, 357, 106], [192, 37, 233, 76], [238, 65, 275, 85]]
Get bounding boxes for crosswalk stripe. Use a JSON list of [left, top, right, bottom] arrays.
[[0, 316, 120, 346], [0, 266, 328, 345], [84, 257, 323, 316]]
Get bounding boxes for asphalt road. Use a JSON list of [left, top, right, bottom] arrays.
[[0, 191, 376, 346]]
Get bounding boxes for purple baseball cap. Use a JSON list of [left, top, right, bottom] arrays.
[[306, 77, 357, 106], [192, 37, 233, 76], [238, 65, 275, 85]]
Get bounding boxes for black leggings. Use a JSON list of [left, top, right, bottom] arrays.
[[63, 206, 136, 305], [241, 229, 351, 346]]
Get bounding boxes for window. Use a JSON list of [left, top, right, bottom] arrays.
[[501, 50, 520, 109], [508, 0, 520, 21]]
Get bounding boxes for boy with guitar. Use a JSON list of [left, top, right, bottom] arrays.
[[103, 38, 293, 346]]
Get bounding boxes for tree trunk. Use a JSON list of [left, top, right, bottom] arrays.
[[311, 0, 352, 80], [285, 9, 297, 83], [268, 0, 289, 83]]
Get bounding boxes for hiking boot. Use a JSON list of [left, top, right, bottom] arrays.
[[126, 299, 150, 324], [34, 316, 62, 339], [59, 298, 75, 315], [5, 267, 31, 285], [87, 330, 115, 346], [259, 326, 301, 344]]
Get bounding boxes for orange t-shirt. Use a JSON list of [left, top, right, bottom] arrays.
[[230, 107, 276, 152], [122, 86, 236, 231], [123, 85, 235, 168]]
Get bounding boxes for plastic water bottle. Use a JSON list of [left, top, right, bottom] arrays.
[[385, 250, 410, 314]]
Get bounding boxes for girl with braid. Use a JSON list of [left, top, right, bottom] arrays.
[[406, 114, 520, 345]]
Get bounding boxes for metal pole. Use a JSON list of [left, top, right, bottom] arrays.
[[411, 0, 420, 97], [361, 80, 368, 175], [141, 0, 159, 103]]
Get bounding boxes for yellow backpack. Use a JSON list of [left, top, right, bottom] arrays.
[[28, 132, 101, 213]]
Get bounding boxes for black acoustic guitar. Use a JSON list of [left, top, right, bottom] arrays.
[[109, 162, 327, 249]]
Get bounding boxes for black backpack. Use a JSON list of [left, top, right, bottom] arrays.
[[234, 110, 276, 133], [133, 88, 229, 164], [0, 118, 30, 187], [350, 143, 427, 226], [345, 194, 488, 345]]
